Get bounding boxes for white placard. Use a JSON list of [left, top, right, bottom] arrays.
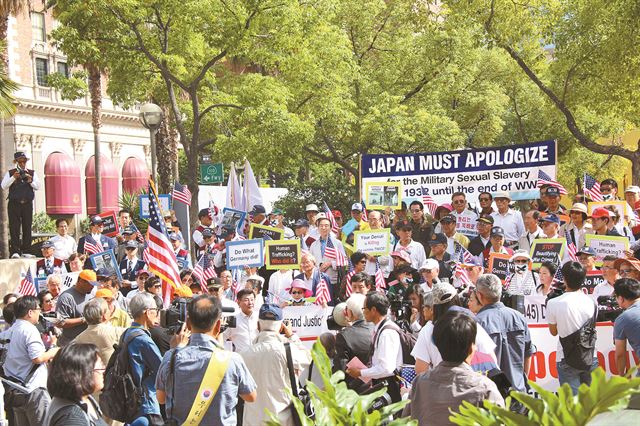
[[353, 229, 391, 255], [225, 238, 264, 269]]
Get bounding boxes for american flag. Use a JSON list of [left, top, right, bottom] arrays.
[[564, 228, 578, 262], [130, 222, 146, 245], [374, 260, 386, 292], [193, 254, 217, 293], [83, 238, 103, 255], [537, 170, 567, 195], [315, 275, 331, 305], [422, 191, 438, 217], [323, 202, 340, 236], [584, 173, 603, 202], [17, 267, 36, 296], [324, 237, 348, 267], [172, 181, 192, 206], [454, 262, 473, 288], [143, 180, 183, 306], [454, 242, 473, 264], [344, 269, 356, 298], [360, 200, 368, 222], [552, 259, 564, 286]]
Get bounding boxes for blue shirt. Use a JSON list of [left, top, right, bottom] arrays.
[[614, 300, 640, 366], [124, 324, 162, 416], [0, 319, 47, 391], [476, 302, 533, 392], [156, 334, 256, 425]]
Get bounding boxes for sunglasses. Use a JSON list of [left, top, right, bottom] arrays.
[[153, 284, 162, 289], [513, 259, 529, 264], [291, 290, 304, 295], [479, 198, 491, 202], [452, 200, 465, 204], [619, 269, 635, 276]]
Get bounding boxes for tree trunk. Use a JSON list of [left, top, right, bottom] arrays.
[[0, 16, 10, 258], [185, 146, 199, 251], [87, 64, 102, 213], [156, 103, 178, 194]]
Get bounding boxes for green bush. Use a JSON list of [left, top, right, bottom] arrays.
[[266, 341, 416, 426], [32, 212, 56, 234], [450, 368, 640, 426]]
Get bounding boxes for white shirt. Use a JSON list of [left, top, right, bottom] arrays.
[[491, 209, 525, 242], [392, 239, 427, 271], [268, 270, 296, 302], [225, 309, 259, 353], [91, 233, 103, 245], [309, 236, 347, 285], [411, 320, 497, 368], [592, 281, 615, 300], [452, 209, 479, 238], [49, 234, 77, 260], [1, 169, 41, 191], [361, 319, 403, 380], [547, 290, 597, 360], [560, 222, 593, 250]]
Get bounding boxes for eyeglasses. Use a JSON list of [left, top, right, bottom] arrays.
[[145, 308, 159, 314], [153, 284, 162, 289], [452, 200, 465, 204], [479, 198, 491, 202], [513, 259, 529, 264], [619, 269, 635, 276], [291, 290, 304, 295], [410, 209, 422, 213]]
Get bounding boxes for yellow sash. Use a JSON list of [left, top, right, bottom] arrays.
[[183, 348, 231, 426]]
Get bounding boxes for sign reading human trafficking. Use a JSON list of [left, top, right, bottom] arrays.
[[360, 140, 557, 205]]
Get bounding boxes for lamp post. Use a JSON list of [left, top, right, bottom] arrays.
[[139, 103, 164, 184]]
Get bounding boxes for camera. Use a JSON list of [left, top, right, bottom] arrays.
[[221, 314, 236, 332], [597, 295, 623, 321], [36, 312, 60, 336], [388, 293, 412, 331], [160, 298, 190, 334], [500, 293, 525, 315]]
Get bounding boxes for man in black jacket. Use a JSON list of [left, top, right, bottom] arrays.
[[333, 293, 374, 392], [468, 215, 493, 256]]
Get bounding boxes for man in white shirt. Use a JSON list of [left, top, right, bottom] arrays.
[[491, 191, 525, 248], [392, 220, 427, 270], [593, 255, 619, 299], [547, 262, 598, 395], [540, 214, 561, 238], [518, 210, 544, 252], [305, 204, 320, 239], [225, 289, 259, 353], [49, 218, 77, 260], [451, 192, 479, 238], [309, 217, 348, 286], [346, 292, 403, 403], [440, 214, 470, 256]]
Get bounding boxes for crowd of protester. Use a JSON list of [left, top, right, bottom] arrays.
[[1, 176, 640, 425]]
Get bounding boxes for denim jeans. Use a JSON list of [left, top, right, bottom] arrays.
[[556, 358, 598, 395]]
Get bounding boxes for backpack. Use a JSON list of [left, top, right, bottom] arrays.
[[99, 329, 146, 422], [559, 305, 598, 370], [376, 320, 417, 365]]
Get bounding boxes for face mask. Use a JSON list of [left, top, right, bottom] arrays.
[[515, 264, 528, 273], [602, 194, 613, 201], [401, 277, 413, 284]]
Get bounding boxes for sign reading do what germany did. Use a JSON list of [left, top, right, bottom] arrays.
[[361, 140, 557, 205]]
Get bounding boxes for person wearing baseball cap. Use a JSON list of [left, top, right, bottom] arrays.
[[542, 186, 567, 215], [427, 233, 453, 281], [392, 219, 427, 270], [241, 304, 310, 425], [576, 246, 597, 273], [304, 204, 320, 238], [539, 214, 561, 239], [270, 207, 294, 239], [193, 208, 214, 255], [590, 207, 622, 236], [78, 215, 117, 264], [3, 151, 40, 258], [439, 214, 470, 258], [119, 239, 147, 283], [350, 202, 371, 232], [36, 240, 66, 277], [506, 250, 537, 296], [468, 214, 494, 256], [491, 191, 525, 249], [482, 226, 513, 267], [56, 270, 99, 345], [293, 218, 315, 250]]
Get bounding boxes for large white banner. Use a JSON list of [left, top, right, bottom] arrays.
[[360, 140, 557, 205], [283, 305, 332, 348]]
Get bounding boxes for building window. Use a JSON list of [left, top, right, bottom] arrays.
[[57, 61, 69, 78], [31, 12, 46, 42], [35, 58, 49, 86]]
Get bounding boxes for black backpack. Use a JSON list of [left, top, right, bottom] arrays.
[[559, 305, 598, 370], [99, 329, 146, 422], [376, 321, 417, 365]]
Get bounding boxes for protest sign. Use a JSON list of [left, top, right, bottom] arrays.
[[583, 271, 606, 294], [265, 240, 301, 270], [588, 201, 628, 224], [249, 223, 284, 241], [341, 218, 360, 238], [282, 305, 332, 348], [488, 253, 513, 282], [98, 211, 119, 237], [36, 277, 48, 293], [523, 295, 548, 324], [221, 208, 246, 232], [353, 229, 391, 255], [585, 234, 629, 266], [527, 322, 639, 393], [361, 140, 557, 205], [529, 239, 565, 268], [139, 194, 171, 219], [226, 238, 264, 269], [89, 250, 122, 280], [364, 181, 402, 209]]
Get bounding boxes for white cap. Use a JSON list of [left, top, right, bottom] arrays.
[[509, 249, 531, 262], [419, 258, 440, 271], [351, 203, 363, 211], [315, 212, 327, 223], [625, 185, 640, 194], [305, 203, 319, 212]]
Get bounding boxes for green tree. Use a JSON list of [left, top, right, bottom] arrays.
[[445, 0, 640, 184]]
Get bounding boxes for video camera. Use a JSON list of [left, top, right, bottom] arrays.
[[597, 295, 623, 321], [160, 297, 236, 334], [500, 293, 525, 315], [36, 312, 60, 337], [388, 293, 413, 332]]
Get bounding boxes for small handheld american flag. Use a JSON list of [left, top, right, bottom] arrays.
[[17, 267, 36, 296], [323, 202, 340, 236], [583, 173, 603, 202], [374, 259, 386, 292], [325, 237, 348, 267], [315, 276, 332, 305], [193, 253, 217, 293], [172, 181, 192, 206], [537, 170, 567, 195], [83, 238, 103, 255], [422, 191, 438, 217], [564, 228, 578, 262]]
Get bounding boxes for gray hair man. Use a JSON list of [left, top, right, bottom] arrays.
[[333, 294, 374, 391], [74, 297, 125, 365], [474, 274, 533, 394], [241, 304, 310, 426]]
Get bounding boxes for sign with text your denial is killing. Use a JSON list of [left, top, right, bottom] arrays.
[[360, 140, 557, 205]]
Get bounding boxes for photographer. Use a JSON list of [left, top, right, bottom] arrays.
[[156, 295, 257, 425], [1, 295, 59, 425], [1, 151, 40, 258]]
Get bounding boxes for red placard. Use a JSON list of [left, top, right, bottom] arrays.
[[98, 211, 120, 237]]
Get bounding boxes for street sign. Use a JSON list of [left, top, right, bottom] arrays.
[[199, 162, 224, 184]]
